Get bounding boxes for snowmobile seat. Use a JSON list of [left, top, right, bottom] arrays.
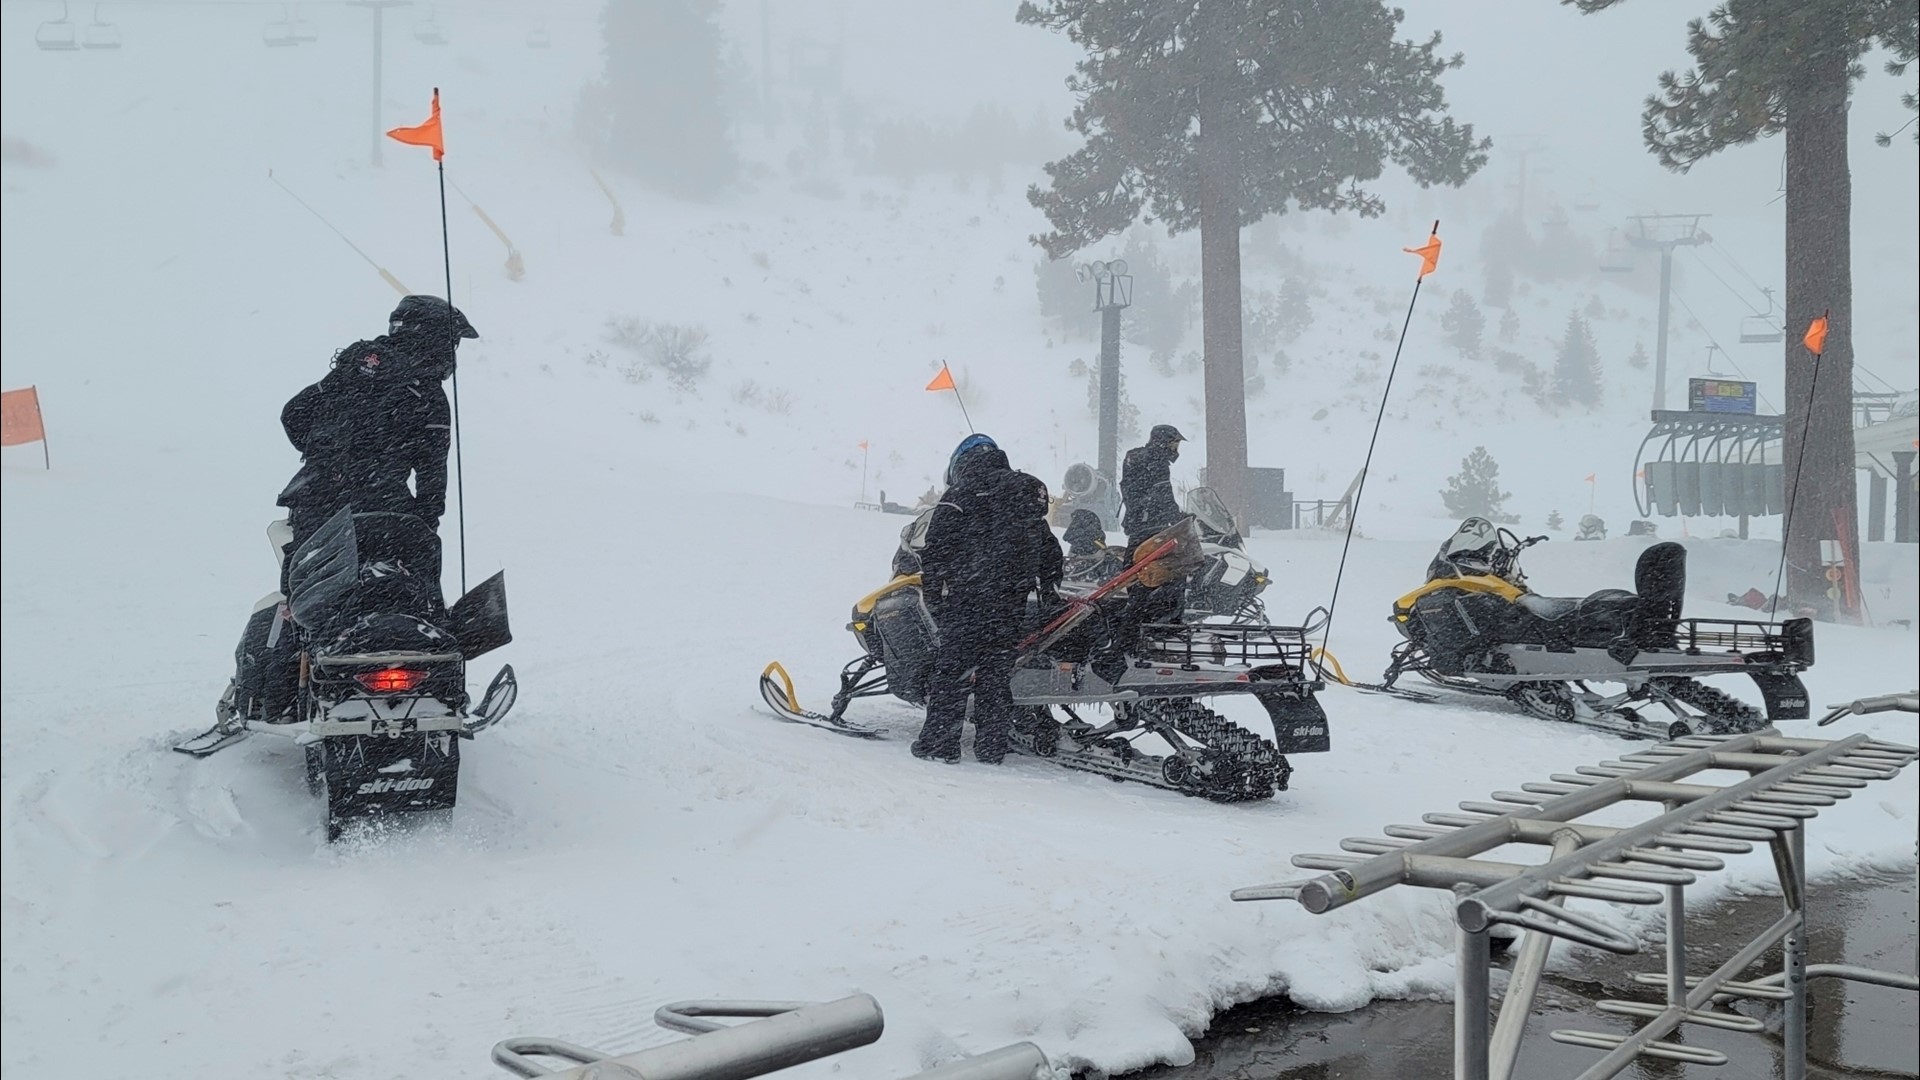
[[1629, 542, 1687, 649]]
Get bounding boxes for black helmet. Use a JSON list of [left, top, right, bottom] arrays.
[[388, 295, 479, 341], [1149, 424, 1186, 446]]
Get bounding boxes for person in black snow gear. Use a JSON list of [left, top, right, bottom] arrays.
[[912, 437, 1063, 765], [228, 295, 478, 727], [1097, 424, 1191, 682]]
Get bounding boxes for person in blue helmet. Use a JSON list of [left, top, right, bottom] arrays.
[[912, 434, 1062, 764]]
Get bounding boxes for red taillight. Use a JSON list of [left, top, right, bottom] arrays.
[[354, 668, 427, 694]]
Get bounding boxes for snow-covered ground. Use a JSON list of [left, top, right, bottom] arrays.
[[4, 5, 1916, 1078]]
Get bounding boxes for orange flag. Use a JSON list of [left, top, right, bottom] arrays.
[[1802, 312, 1828, 355], [387, 89, 444, 161], [858, 440, 870, 451], [1, 386, 46, 447], [1584, 473, 1596, 483], [1403, 224, 1442, 279], [925, 365, 956, 392]]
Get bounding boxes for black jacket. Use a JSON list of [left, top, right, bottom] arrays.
[[920, 457, 1062, 627], [1120, 443, 1181, 542], [277, 340, 451, 527]]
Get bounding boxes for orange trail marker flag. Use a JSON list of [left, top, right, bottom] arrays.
[[1802, 311, 1829, 355], [1403, 224, 1442, 279], [2, 385, 50, 468], [386, 89, 444, 161], [924, 363, 975, 432]]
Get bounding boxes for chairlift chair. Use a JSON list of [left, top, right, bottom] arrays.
[[35, 3, 80, 51], [1739, 315, 1783, 344], [414, 7, 449, 46], [1739, 286, 1784, 344], [526, 27, 551, 49], [80, 5, 121, 50], [263, 5, 299, 47], [1599, 232, 1635, 274], [290, 4, 317, 44]]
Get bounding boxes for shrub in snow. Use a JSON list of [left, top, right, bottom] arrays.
[[1441, 446, 1513, 521], [607, 318, 713, 392]]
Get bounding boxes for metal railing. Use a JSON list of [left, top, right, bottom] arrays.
[[493, 994, 1050, 1080], [1232, 691, 1919, 1080]]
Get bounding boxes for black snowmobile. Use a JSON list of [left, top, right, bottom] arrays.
[[1379, 518, 1813, 739], [762, 519, 1330, 802], [1057, 487, 1271, 624], [178, 507, 517, 840]]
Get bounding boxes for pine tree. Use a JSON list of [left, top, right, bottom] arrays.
[[589, 0, 736, 197], [1567, 0, 1913, 615], [1440, 289, 1484, 358], [1498, 307, 1521, 343], [1035, 256, 1089, 339], [1441, 446, 1512, 520], [1627, 341, 1650, 370], [1020, 0, 1488, 514], [1547, 509, 1565, 531], [1553, 310, 1604, 408], [1274, 276, 1315, 341]]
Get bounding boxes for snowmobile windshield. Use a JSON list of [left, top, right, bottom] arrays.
[[1429, 517, 1501, 580], [286, 508, 445, 630], [1184, 486, 1237, 541]]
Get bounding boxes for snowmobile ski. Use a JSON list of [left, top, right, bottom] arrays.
[[174, 684, 253, 756], [173, 723, 251, 757], [759, 662, 885, 738]]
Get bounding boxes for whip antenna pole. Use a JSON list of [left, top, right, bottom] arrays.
[[431, 99, 468, 597], [1768, 309, 1827, 626], [1320, 221, 1440, 657]]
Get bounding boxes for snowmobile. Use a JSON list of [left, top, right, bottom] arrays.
[[1178, 486, 1271, 623], [1377, 518, 1813, 739], [761, 519, 1330, 802], [177, 508, 518, 841], [1058, 487, 1271, 624]]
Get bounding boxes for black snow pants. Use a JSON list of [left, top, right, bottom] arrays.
[[915, 604, 1020, 763]]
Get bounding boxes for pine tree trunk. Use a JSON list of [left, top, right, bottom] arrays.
[[1780, 53, 1857, 620], [1195, 0, 1248, 519]]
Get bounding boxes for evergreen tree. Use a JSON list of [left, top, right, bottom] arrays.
[[1627, 341, 1650, 370], [1273, 276, 1315, 341], [1440, 289, 1484, 358], [1020, 0, 1487, 514], [589, 0, 736, 197], [1118, 232, 1196, 364], [1567, 0, 1914, 615], [1553, 310, 1604, 408], [1498, 307, 1521, 343], [1441, 446, 1512, 520], [1035, 256, 1090, 339], [1585, 294, 1607, 318], [1547, 509, 1565, 531]]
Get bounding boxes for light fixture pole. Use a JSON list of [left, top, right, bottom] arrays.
[[349, 0, 411, 167], [1077, 258, 1133, 482]]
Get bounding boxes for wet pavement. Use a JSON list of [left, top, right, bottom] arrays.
[[1135, 873, 1917, 1080]]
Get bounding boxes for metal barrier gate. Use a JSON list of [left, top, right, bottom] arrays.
[[1232, 692, 1918, 1080], [493, 995, 1051, 1079]]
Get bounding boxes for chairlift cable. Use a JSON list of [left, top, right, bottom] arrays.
[[1666, 284, 1778, 413]]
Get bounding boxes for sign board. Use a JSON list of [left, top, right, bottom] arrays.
[[1689, 378, 1757, 414]]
